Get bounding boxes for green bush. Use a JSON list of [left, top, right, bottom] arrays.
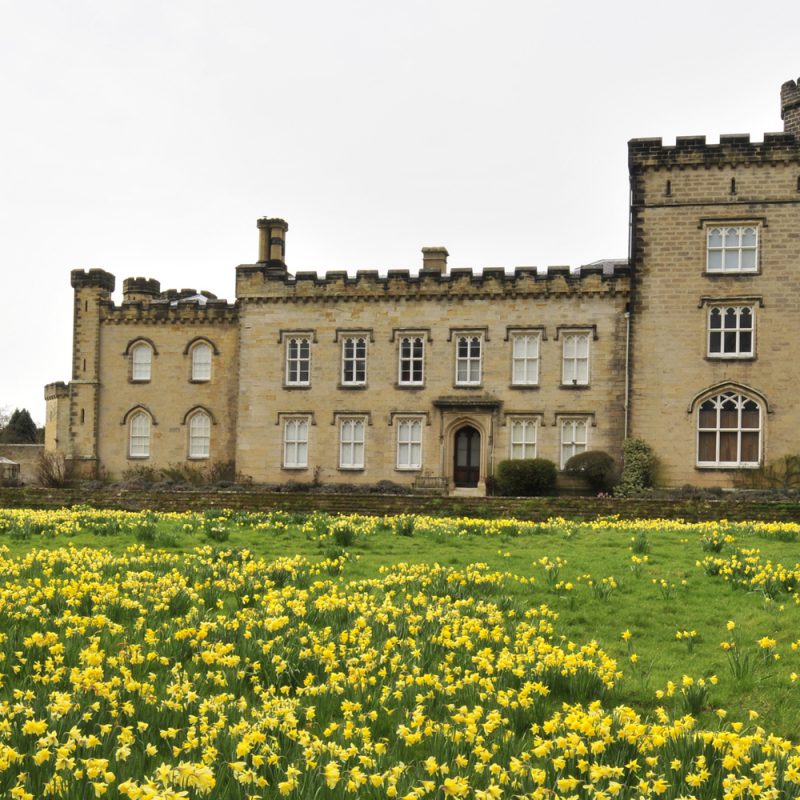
[[564, 450, 618, 493], [494, 459, 557, 497], [614, 438, 656, 497]]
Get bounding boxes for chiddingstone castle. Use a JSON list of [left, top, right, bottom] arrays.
[[45, 78, 800, 492]]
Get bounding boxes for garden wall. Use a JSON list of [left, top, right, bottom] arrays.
[[3, 486, 800, 522]]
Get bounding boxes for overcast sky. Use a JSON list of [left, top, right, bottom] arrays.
[[2, 0, 799, 425]]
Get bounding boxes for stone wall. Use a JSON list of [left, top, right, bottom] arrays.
[[3, 486, 800, 522], [0, 444, 44, 484]]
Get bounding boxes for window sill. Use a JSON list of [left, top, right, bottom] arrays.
[[282, 465, 308, 471], [188, 456, 209, 461], [695, 463, 760, 470], [189, 379, 211, 384], [703, 270, 760, 278], [453, 383, 483, 389], [338, 383, 367, 390], [559, 383, 591, 390], [127, 455, 150, 460], [283, 384, 311, 390], [130, 379, 151, 384], [705, 355, 756, 362], [396, 382, 425, 390], [338, 466, 365, 472], [509, 384, 540, 390], [395, 466, 422, 472]]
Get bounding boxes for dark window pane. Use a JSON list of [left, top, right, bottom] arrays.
[[740, 332, 752, 353], [723, 332, 737, 352], [741, 406, 760, 429], [709, 309, 722, 329], [720, 407, 738, 429], [741, 432, 759, 462], [699, 405, 716, 428], [698, 432, 716, 461], [724, 308, 737, 329], [709, 332, 721, 353], [719, 432, 738, 462]]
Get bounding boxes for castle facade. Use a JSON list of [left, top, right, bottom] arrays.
[[45, 78, 800, 491]]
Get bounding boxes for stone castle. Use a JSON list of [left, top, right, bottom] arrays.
[[45, 78, 800, 492]]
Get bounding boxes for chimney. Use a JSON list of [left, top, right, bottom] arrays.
[[421, 246, 449, 274], [781, 78, 800, 138], [257, 217, 288, 270]]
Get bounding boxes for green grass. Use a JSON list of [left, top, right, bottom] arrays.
[[3, 509, 800, 739]]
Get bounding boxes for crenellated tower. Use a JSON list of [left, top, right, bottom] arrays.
[[68, 268, 115, 475]]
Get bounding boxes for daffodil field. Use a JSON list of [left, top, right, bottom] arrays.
[[1, 508, 800, 799]]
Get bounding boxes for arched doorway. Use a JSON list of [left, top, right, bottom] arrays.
[[453, 425, 481, 487]]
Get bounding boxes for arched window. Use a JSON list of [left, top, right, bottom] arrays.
[[191, 342, 212, 382], [188, 411, 211, 459], [129, 411, 151, 458], [131, 342, 152, 381], [697, 391, 761, 467]]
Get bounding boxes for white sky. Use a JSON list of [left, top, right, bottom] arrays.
[[2, 0, 799, 425]]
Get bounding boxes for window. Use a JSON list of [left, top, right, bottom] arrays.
[[562, 333, 590, 385], [396, 418, 423, 469], [512, 334, 540, 385], [286, 337, 311, 385], [697, 391, 761, 467], [708, 306, 754, 357], [191, 343, 212, 381], [188, 411, 211, 459], [342, 337, 367, 385], [283, 418, 309, 468], [131, 343, 152, 382], [129, 411, 151, 458], [706, 226, 758, 273], [560, 418, 588, 468], [339, 417, 366, 469], [455, 335, 482, 385], [510, 419, 537, 459], [398, 336, 424, 385]]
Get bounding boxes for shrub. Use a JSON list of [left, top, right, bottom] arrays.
[[494, 459, 557, 497], [614, 438, 656, 497], [36, 452, 72, 488], [564, 450, 618, 492]]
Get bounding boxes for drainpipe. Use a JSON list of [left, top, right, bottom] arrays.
[[624, 310, 631, 439]]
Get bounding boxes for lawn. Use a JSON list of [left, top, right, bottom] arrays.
[[0, 506, 799, 799]]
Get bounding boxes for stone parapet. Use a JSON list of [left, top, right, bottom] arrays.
[[629, 134, 800, 170], [236, 263, 630, 302]]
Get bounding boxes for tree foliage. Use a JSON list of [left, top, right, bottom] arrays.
[[0, 408, 40, 443]]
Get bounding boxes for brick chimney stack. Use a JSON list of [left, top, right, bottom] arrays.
[[257, 217, 289, 271], [421, 246, 449, 274], [781, 77, 800, 138]]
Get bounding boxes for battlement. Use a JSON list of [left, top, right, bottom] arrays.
[[628, 132, 800, 169], [122, 277, 161, 303], [101, 295, 238, 325], [235, 260, 630, 302], [70, 269, 115, 292], [44, 381, 68, 400]]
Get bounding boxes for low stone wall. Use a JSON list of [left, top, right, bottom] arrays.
[[2, 486, 800, 522], [0, 444, 43, 485]]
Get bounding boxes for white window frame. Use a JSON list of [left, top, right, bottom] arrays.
[[706, 226, 758, 274], [509, 418, 537, 460], [286, 337, 311, 386], [511, 334, 540, 386], [562, 332, 590, 386], [188, 411, 211, 459], [191, 342, 212, 382], [339, 417, 366, 469], [131, 343, 152, 382], [341, 337, 367, 386], [396, 417, 423, 470], [398, 336, 425, 386], [455, 335, 482, 386], [283, 417, 309, 469], [697, 391, 761, 468], [560, 418, 588, 469], [707, 305, 754, 358], [129, 411, 151, 458]]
